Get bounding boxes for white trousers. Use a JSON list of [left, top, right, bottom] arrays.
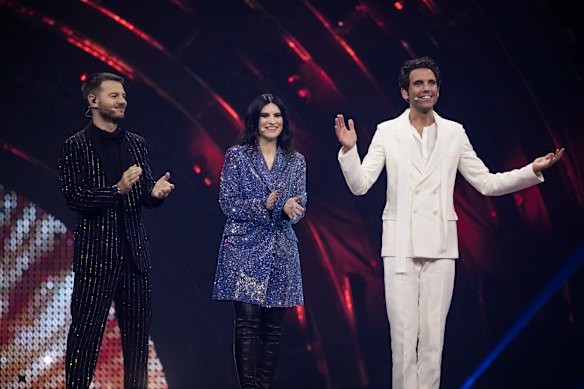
[[383, 257, 455, 389]]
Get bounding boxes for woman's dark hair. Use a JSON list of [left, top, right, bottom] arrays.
[[398, 57, 441, 90], [237, 94, 295, 155]]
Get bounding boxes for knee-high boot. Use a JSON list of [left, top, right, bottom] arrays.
[[256, 322, 282, 389], [234, 317, 260, 389]]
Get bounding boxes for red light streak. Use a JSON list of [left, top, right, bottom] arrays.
[[203, 178, 212, 186], [242, 0, 341, 97], [80, 0, 166, 52], [41, 16, 55, 26], [66, 37, 135, 79], [305, 220, 353, 321], [304, 1, 369, 74], [2, 143, 32, 162], [238, 53, 265, 81], [4, 0, 288, 137], [303, 0, 387, 101], [295, 306, 307, 330], [3, 1, 135, 79], [342, 277, 354, 315], [421, 0, 441, 15], [394, 1, 404, 11], [211, 93, 242, 128], [317, 69, 336, 90], [284, 37, 312, 62], [0, 140, 57, 174], [83, 0, 241, 129], [400, 40, 416, 58], [193, 165, 202, 174]]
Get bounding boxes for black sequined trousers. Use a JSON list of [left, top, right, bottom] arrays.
[[65, 249, 152, 389]]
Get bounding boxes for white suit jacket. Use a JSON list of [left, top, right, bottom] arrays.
[[338, 109, 544, 273]]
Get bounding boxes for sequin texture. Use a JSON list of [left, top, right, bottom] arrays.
[[212, 144, 307, 308], [58, 124, 161, 388], [58, 126, 161, 274]]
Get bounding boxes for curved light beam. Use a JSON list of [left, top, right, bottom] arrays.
[[243, 0, 343, 98], [2, 2, 135, 78], [79, 0, 243, 129], [460, 243, 584, 388], [302, 0, 392, 106]]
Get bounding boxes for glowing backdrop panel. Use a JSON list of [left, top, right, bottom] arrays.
[[0, 185, 168, 388]]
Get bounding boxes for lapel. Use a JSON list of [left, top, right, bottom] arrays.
[[435, 112, 451, 251], [248, 144, 289, 192], [125, 133, 140, 167], [124, 134, 142, 204], [395, 110, 411, 273], [410, 131, 425, 175], [417, 119, 444, 184], [84, 123, 109, 182]]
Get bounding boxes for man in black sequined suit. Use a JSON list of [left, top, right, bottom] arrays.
[[58, 72, 174, 388]]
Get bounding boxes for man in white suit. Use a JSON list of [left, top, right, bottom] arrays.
[[335, 57, 564, 389]]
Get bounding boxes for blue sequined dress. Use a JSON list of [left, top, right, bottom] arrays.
[[212, 144, 307, 307]]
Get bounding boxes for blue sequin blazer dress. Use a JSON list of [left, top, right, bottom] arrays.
[[212, 144, 307, 307]]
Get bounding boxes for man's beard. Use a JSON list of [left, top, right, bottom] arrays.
[[98, 107, 125, 124]]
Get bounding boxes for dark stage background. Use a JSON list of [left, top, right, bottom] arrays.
[[1, 0, 583, 388]]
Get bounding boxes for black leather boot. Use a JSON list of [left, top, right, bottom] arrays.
[[255, 322, 282, 389], [234, 317, 260, 389]]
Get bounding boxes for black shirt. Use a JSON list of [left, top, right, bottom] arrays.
[[87, 122, 133, 255], [87, 122, 132, 185]]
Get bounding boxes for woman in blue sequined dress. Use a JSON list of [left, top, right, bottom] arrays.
[[212, 94, 307, 389]]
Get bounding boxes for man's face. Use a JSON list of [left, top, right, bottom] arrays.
[[89, 80, 127, 123], [401, 68, 439, 113]]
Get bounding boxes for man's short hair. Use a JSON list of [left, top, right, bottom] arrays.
[[398, 57, 441, 90], [81, 72, 125, 101]]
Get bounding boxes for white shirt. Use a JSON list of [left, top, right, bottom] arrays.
[[411, 122, 437, 165]]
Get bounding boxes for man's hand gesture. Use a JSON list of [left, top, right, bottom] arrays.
[[151, 172, 175, 199], [335, 114, 357, 153], [533, 148, 565, 173], [117, 164, 142, 195]]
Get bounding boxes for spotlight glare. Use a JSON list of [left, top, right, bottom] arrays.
[[297, 88, 311, 100]]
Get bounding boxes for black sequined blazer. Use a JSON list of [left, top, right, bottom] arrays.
[[58, 124, 161, 275]]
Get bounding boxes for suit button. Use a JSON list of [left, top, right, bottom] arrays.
[[433, 210, 438, 215], [413, 209, 418, 214], [415, 190, 420, 194], [432, 190, 437, 195]]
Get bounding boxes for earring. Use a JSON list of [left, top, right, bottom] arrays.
[[84, 107, 92, 118]]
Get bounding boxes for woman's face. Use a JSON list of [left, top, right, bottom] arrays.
[[257, 103, 283, 143]]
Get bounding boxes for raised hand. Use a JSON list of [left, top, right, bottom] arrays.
[[283, 195, 305, 220], [117, 164, 142, 194], [335, 113, 357, 152], [532, 148, 565, 173], [266, 190, 279, 211], [151, 172, 175, 199]]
